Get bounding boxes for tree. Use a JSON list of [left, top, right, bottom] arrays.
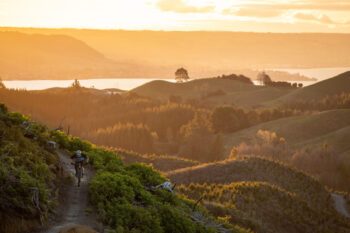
[[257, 72, 272, 86], [298, 83, 303, 88], [179, 112, 214, 162], [0, 77, 6, 89], [175, 68, 190, 83], [71, 79, 82, 89], [209, 135, 225, 161]]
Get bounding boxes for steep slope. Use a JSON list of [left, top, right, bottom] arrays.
[[168, 157, 350, 233], [0, 105, 60, 233], [270, 71, 350, 105], [0, 31, 138, 80], [223, 109, 350, 154]]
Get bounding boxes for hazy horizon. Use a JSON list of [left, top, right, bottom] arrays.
[[1, 2, 350, 233], [2, 26, 350, 34], [1, 0, 350, 33]]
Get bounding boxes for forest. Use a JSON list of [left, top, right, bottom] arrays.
[[0, 79, 298, 159], [0, 74, 349, 194], [1, 4, 350, 233]]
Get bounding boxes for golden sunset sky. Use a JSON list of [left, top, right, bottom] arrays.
[[1, 0, 350, 32]]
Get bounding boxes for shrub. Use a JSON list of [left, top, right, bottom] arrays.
[[87, 145, 236, 232], [0, 108, 59, 233]]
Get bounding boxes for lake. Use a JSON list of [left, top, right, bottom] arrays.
[[272, 67, 350, 81], [3, 78, 175, 91], [3, 67, 350, 91]]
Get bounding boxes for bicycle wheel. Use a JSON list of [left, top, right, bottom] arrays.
[[77, 166, 82, 187]]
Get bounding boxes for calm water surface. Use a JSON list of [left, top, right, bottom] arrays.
[[3, 78, 174, 91], [3, 67, 350, 91]]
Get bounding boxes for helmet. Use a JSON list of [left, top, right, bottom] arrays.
[[76, 150, 82, 157]]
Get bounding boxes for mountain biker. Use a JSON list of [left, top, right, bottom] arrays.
[[71, 150, 87, 176]]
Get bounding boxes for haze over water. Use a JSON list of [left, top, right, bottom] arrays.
[[3, 67, 350, 91]]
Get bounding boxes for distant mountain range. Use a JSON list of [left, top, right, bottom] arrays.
[[1, 27, 350, 80], [0, 31, 149, 80]]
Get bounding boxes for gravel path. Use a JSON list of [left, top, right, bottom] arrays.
[[41, 150, 103, 233]]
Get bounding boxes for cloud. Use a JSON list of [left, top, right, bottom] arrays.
[[290, 0, 350, 11], [223, 7, 283, 18], [294, 12, 339, 24], [222, 0, 350, 16], [157, 0, 214, 13]]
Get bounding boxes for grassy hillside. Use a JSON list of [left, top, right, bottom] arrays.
[[115, 148, 199, 172], [270, 71, 350, 105], [167, 157, 331, 209], [168, 157, 350, 232], [0, 31, 142, 80], [0, 104, 59, 233], [132, 78, 292, 107], [178, 182, 350, 233], [223, 109, 350, 154]]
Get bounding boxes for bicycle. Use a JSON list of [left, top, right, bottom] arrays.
[[76, 162, 83, 187]]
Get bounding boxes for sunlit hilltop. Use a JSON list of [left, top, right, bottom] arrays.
[[0, 1, 350, 233]]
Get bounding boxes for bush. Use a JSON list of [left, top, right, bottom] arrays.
[[87, 146, 229, 233], [126, 164, 165, 187], [50, 130, 92, 152], [0, 108, 59, 232]]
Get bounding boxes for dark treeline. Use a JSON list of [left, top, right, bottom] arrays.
[[285, 92, 350, 111], [91, 123, 155, 154], [214, 73, 254, 84], [211, 106, 299, 133], [266, 81, 302, 88], [258, 72, 302, 88]]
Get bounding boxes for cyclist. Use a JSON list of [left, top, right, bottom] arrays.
[[71, 150, 87, 177]]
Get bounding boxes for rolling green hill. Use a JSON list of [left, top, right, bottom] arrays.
[[167, 157, 330, 208], [270, 71, 350, 106], [132, 78, 292, 107], [168, 157, 350, 233], [223, 109, 350, 155], [178, 182, 350, 233]]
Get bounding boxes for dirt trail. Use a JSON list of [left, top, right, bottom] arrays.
[[331, 193, 350, 218], [41, 150, 103, 233]]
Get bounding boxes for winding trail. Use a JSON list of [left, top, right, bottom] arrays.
[[42, 150, 103, 233], [331, 193, 350, 218]]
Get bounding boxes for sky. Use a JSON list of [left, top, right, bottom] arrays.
[[0, 0, 350, 32]]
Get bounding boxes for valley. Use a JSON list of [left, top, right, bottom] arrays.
[[1, 25, 350, 233]]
